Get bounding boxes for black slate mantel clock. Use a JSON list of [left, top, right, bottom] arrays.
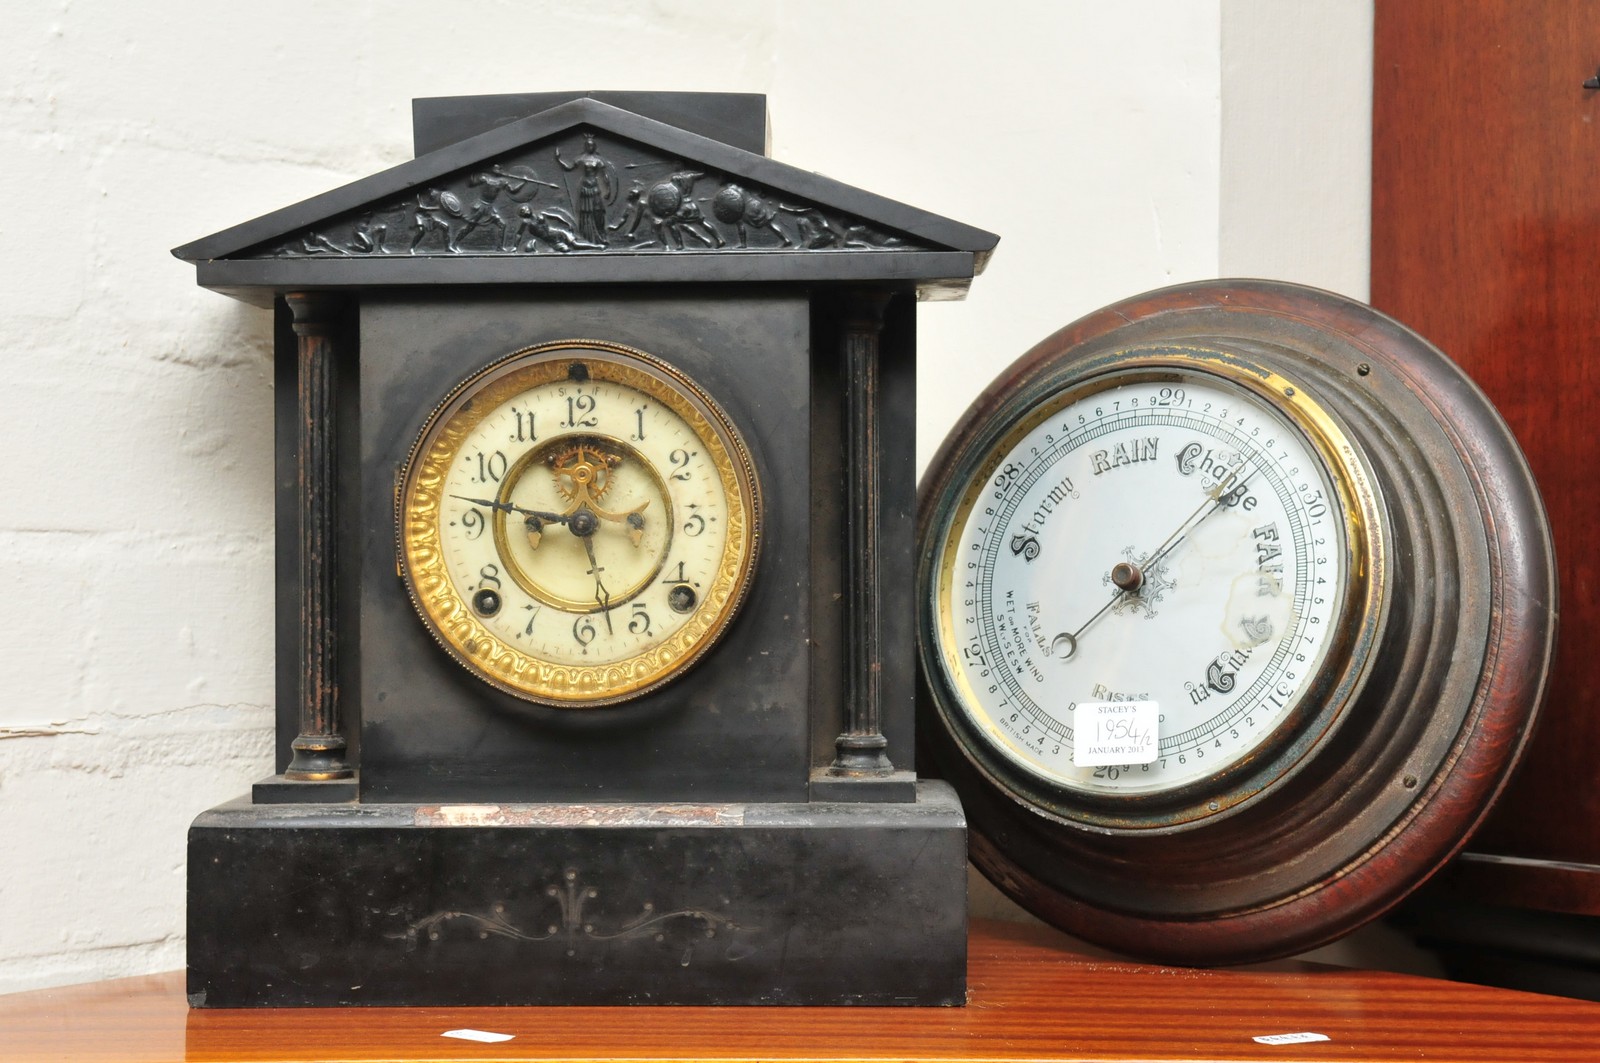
[[172, 91, 997, 1008]]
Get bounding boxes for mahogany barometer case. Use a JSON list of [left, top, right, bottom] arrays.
[[173, 92, 996, 1007]]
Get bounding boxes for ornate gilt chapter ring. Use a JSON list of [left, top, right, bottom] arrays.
[[399, 340, 761, 707]]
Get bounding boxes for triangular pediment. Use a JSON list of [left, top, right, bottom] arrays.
[[173, 99, 995, 298]]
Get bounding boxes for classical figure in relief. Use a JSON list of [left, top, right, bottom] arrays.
[[554, 134, 618, 245]]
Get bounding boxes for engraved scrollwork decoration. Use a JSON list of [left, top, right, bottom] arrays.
[[399, 868, 759, 967], [1105, 546, 1176, 618]]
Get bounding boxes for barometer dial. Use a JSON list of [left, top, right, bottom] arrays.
[[398, 340, 761, 707], [934, 358, 1377, 816]]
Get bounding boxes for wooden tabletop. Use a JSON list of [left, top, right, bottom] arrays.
[[5, 920, 1599, 1063]]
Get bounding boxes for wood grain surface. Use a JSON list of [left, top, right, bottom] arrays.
[[1372, 1, 1600, 879], [4, 921, 1599, 1063]]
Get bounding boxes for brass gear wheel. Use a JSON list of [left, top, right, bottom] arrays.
[[549, 443, 619, 506]]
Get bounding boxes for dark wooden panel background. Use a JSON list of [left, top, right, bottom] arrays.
[[1373, 3, 1600, 909]]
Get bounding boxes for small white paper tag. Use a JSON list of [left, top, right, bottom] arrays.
[[442, 1029, 516, 1043], [1073, 701, 1159, 766], [1252, 1032, 1330, 1046]]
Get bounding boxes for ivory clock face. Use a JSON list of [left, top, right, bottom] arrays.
[[398, 340, 761, 706], [928, 350, 1381, 823]]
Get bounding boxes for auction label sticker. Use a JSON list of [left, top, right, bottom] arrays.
[[1073, 701, 1159, 766], [1252, 1032, 1331, 1046]]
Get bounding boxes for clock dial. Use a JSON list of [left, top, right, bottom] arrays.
[[399, 340, 760, 706], [931, 353, 1379, 823]]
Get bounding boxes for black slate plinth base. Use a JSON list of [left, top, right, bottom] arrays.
[[187, 782, 966, 1007]]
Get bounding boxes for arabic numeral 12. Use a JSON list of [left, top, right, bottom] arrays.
[[564, 394, 598, 428]]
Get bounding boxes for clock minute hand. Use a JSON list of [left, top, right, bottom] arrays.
[[579, 527, 615, 635]]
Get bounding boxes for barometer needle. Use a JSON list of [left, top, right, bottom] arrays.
[[1054, 461, 1260, 660], [1141, 462, 1258, 575]]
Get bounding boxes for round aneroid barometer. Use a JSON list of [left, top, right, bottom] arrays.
[[398, 339, 760, 707], [916, 280, 1557, 964]]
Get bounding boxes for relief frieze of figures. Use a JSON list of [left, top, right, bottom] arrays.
[[258, 129, 914, 258]]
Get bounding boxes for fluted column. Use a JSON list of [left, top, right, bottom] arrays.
[[283, 291, 353, 781], [830, 291, 895, 776]]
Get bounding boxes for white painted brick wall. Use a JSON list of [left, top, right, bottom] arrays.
[[0, 0, 1373, 993]]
